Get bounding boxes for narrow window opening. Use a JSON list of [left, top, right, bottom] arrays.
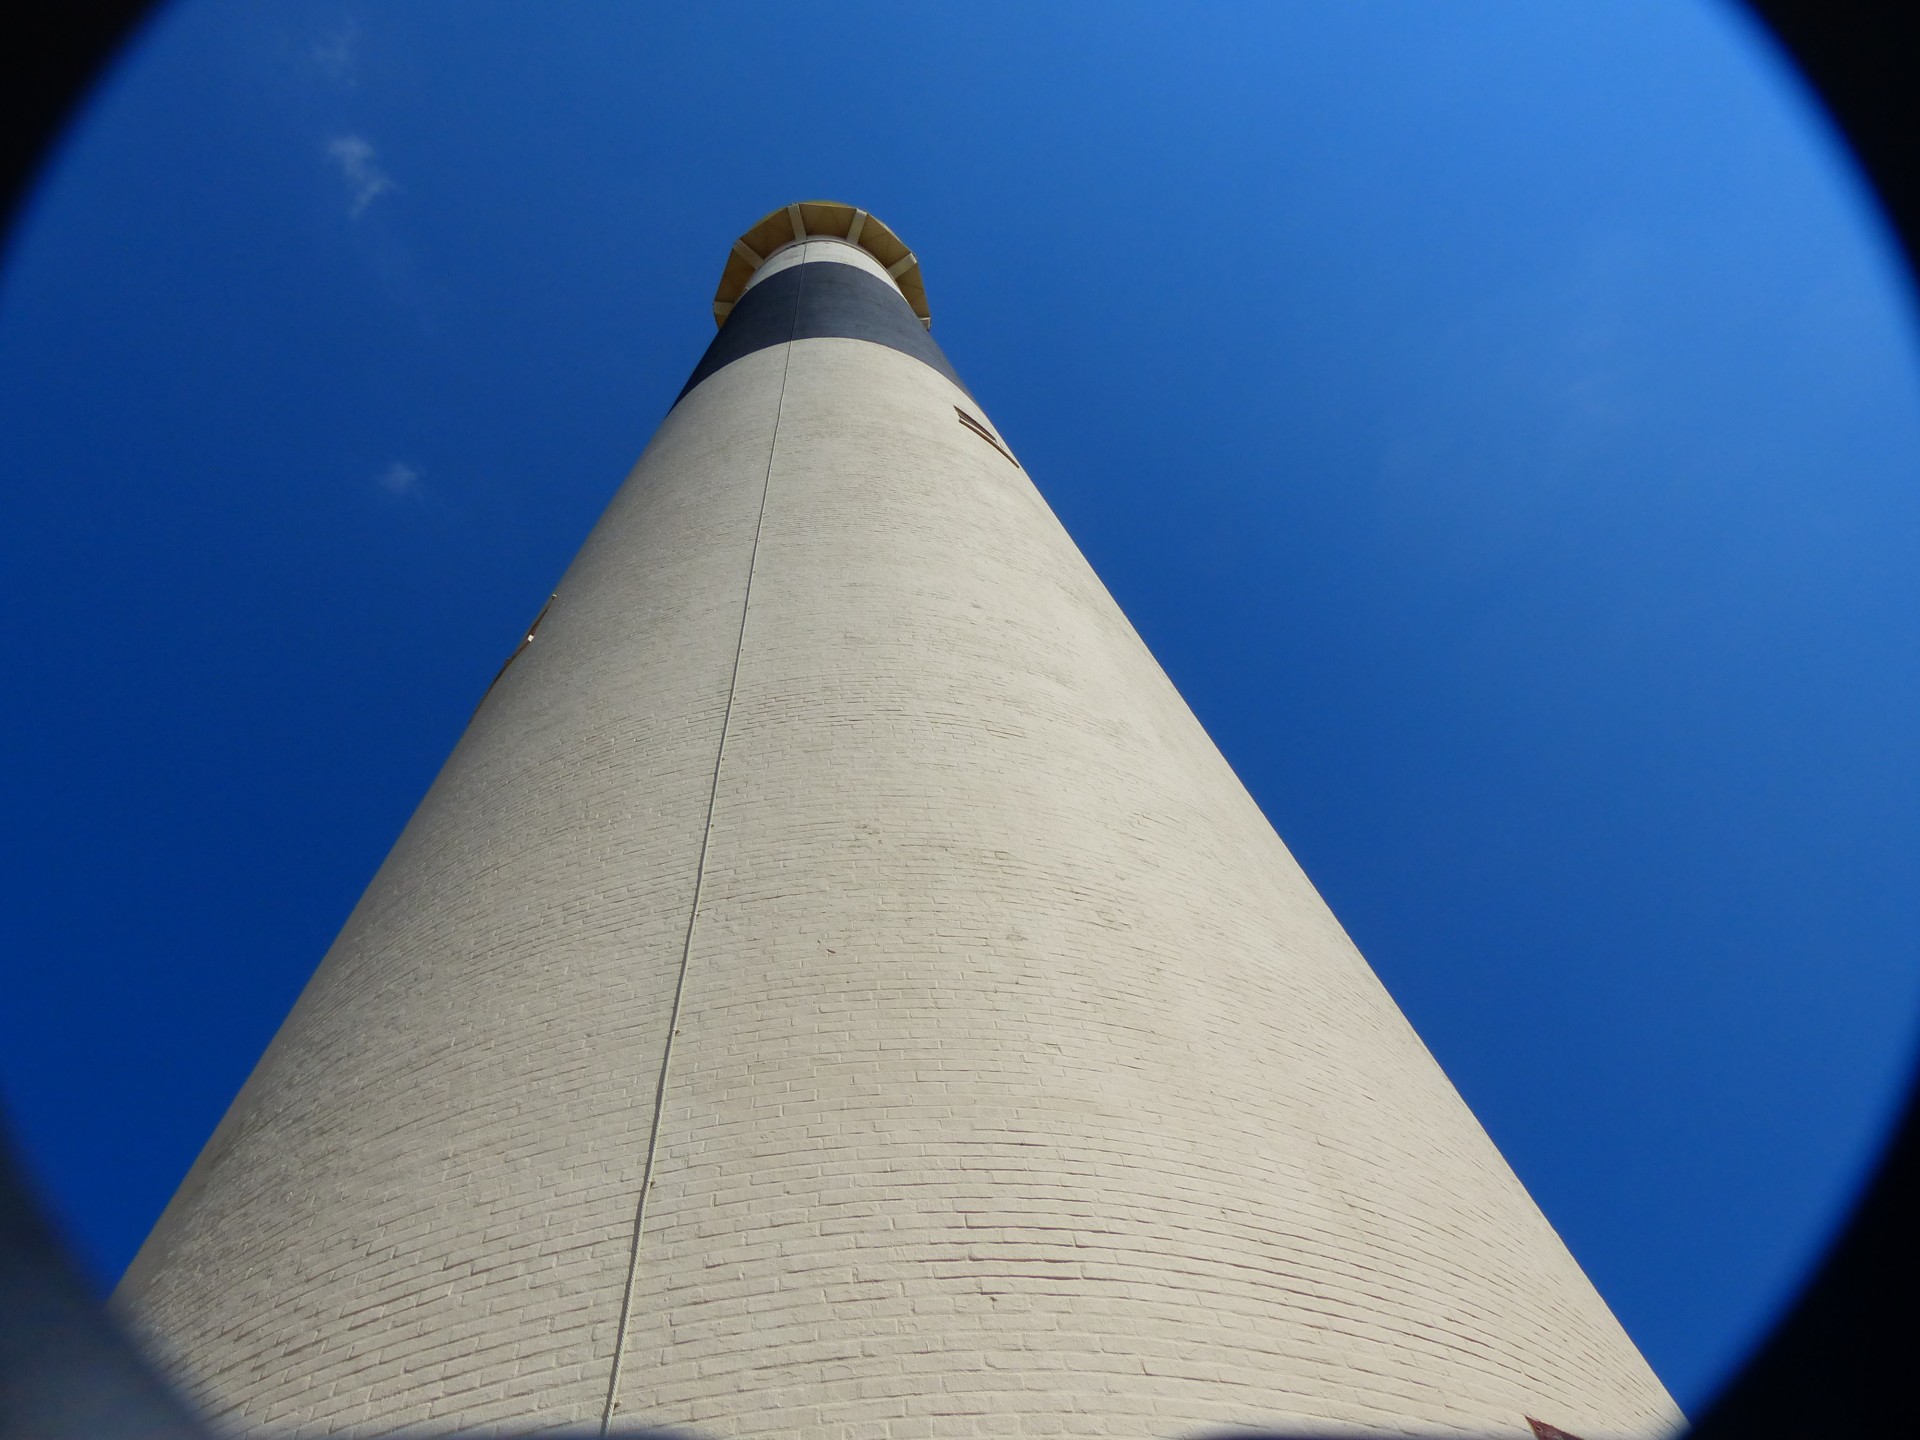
[[955, 407, 1019, 468], [473, 591, 557, 717]]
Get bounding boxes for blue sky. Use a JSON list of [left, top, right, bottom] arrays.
[[3, 0, 1918, 1419]]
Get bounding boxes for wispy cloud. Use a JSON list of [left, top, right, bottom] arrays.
[[312, 19, 359, 85], [326, 135, 396, 218], [376, 461, 420, 496]]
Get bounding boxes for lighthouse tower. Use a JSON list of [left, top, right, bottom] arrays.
[[115, 204, 1680, 1440]]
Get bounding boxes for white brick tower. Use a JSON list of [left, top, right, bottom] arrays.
[[115, 203, 1681, 1440]]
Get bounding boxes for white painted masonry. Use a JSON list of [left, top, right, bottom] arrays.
[[116, 230, 1682, 1440], [743, 238, 900, 292]]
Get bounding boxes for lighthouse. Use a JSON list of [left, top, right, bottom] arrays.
[[115, 202, 1680, 1440]]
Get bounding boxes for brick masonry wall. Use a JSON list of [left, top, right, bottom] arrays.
[[116, 255, 1682, 1440]]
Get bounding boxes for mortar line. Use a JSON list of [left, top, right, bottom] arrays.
[[599, 267, 804, 1434]]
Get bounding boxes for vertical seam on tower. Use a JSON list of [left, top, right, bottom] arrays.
[[598, 263, 805, 1435]]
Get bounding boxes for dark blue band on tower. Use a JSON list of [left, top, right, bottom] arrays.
[[674, 259, 968, 405]]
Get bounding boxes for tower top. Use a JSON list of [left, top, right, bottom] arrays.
[[712, 201, 929, 330]]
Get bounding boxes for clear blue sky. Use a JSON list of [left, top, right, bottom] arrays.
[[3, 0, 1917, 1420]]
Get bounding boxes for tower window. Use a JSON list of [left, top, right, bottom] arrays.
[[955, 407, 1019, 468]]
